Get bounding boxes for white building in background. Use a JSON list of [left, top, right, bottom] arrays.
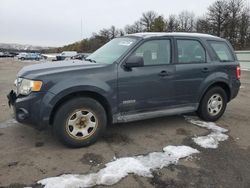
[[235, 51, 250, 62], [235, 51, 250, 70]]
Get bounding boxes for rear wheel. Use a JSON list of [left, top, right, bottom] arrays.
[[53, 97, 107, 147], [197, 87, 227, 121]]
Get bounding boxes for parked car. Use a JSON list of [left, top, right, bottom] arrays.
[[17, 52, 42, 61], [71, 53, 91, 60], [8, 32, 241, 147], [0, 51, 16, 58], [55, 51, 77, 61], [42, 53, 58, 61]]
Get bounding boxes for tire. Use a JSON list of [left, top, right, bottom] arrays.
[[197, 87, 227, 122], [53, 97, 107, 147]]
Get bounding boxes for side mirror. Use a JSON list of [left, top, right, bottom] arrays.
[[124, 56, 144, 68]]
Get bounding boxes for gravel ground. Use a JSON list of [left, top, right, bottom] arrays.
[[0, 58, 250, 188]]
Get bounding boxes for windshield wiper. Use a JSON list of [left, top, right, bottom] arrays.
[[85, 58, 96, 63]]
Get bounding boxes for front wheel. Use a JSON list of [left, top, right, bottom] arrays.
[[197, 87, 227, 122], [53, 97, 107, 147]]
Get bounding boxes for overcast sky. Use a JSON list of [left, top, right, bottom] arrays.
[[0, 0, 249, 47]]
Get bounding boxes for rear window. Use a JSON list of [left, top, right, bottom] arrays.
[[209, 41, 234, 62]]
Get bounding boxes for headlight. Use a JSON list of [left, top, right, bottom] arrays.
[[16, 78, 43, 95]]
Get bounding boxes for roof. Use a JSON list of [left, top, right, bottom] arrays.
[[126, 32, 221, 40]]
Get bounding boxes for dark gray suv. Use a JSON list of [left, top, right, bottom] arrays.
[[8, 32, 241, 147]]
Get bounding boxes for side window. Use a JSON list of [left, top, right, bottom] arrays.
[[177, 40, 206, 63], [132, 39, 171, 65], [208, 41, 234, 62]]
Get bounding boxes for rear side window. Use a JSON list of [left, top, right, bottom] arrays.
[[208, 41, 234, 62], [177, 39, 206, 63]]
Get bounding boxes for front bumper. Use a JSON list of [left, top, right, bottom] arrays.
[[7, 90, 48, 130]]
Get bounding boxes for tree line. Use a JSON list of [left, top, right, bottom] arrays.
[[48, 0, 250, 53]]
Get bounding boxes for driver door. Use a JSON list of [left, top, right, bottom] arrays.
[[117, 38, 176, 114]]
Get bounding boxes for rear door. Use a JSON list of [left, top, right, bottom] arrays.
[[173, 38, 212, 106]]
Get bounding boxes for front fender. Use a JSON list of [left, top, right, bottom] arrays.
[[39, 78, 116, 125]]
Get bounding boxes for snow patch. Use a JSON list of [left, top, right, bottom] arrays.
[[0, 119, 18, 128], [38, 146, 199, 188], [185, 117, 228, 133], [192, 132, 228, 149], [185, 116, 229, 149]]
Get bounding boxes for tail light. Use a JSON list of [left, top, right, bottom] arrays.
[[236, 65, 241, 80]]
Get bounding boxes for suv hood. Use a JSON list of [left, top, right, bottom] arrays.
[[17, 60, 107, 78]]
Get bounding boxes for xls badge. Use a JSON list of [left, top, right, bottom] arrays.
[[122, 100, 136, 105]]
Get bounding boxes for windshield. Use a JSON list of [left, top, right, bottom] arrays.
[[86, 37, 137, 64]]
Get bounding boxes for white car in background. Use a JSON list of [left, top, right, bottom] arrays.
[[55, 51, 77, 61], [17, 52, 42, 61]]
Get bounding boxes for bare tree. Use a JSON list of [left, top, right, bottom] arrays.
[[140, 11, 158, 31], [109, 26, 120, 39], [196, 17, 212, 34], [118, 29, 125, 36], [124, 25, 133, 34], [125, 21, 144, 34], [178, 11, 195, 32], [225, 0, 244, 46], [98, 28, 111, 42], [50, 0, 250, 53], [207, 0, 228, 37], [166, 15, 179, 32], [238, 7, 250, 49], [98, 26, 121, 41], [133, 21, 144, 32]]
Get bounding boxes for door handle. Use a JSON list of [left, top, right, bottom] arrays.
[[158, 70, 170, 77], [202, 67, 210, 73]]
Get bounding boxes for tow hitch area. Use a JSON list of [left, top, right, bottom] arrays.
[[7, 90, 17, 107]]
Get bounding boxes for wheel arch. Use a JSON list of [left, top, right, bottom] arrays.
[[199, 81, 231, 103], [49, 91, 112, 126]]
